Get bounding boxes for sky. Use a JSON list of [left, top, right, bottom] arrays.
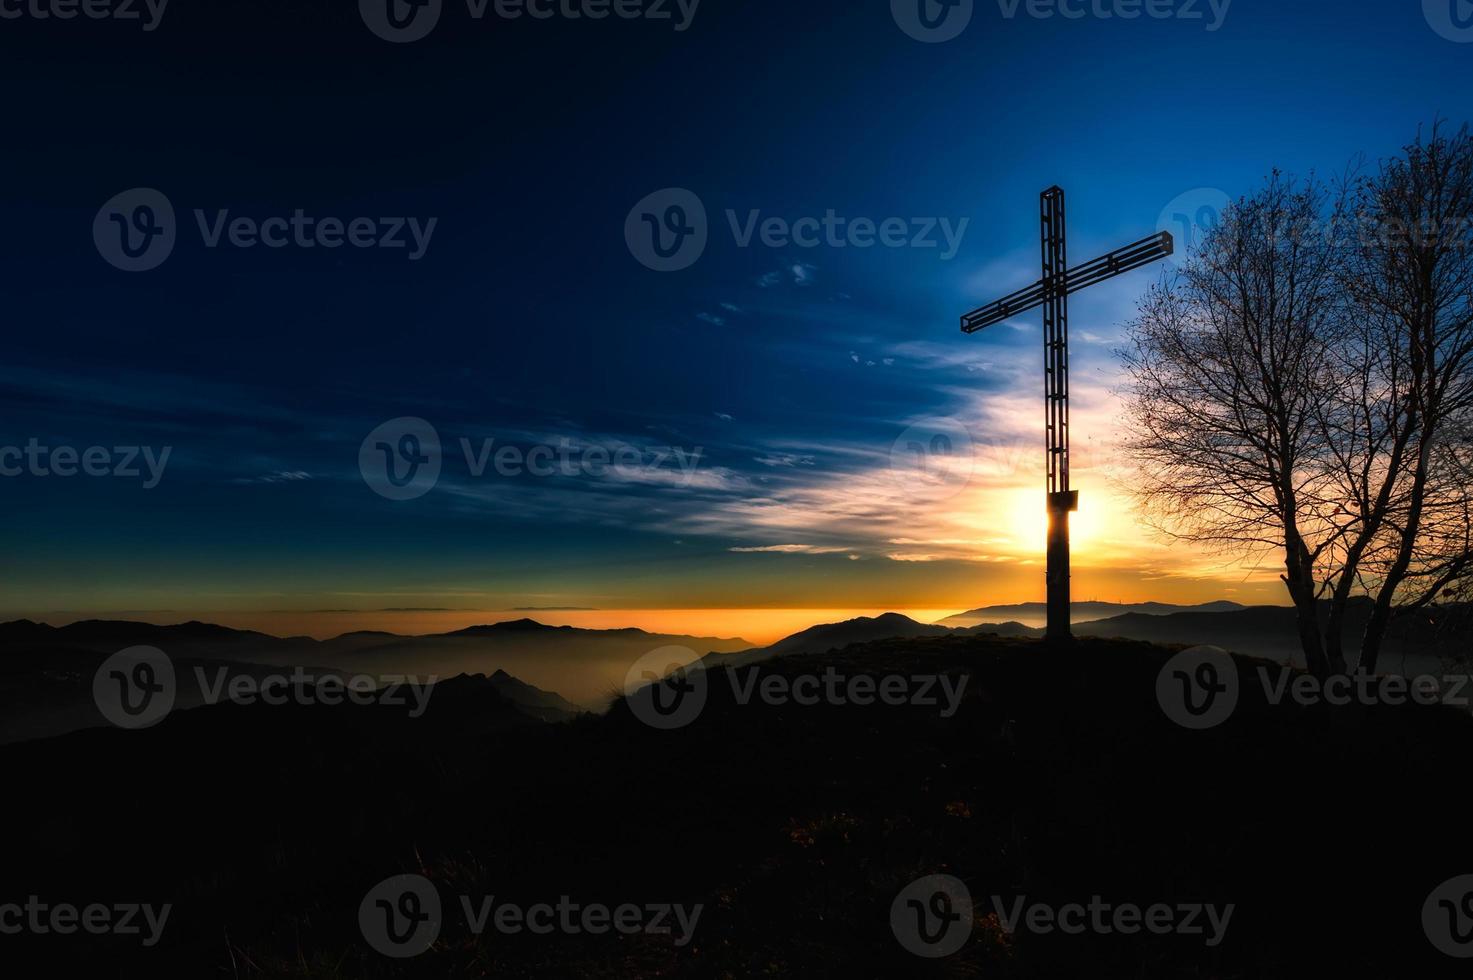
[[1, 0, 1471, 635]]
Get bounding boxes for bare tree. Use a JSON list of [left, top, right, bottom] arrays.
[[1338, 124, 1473, 673], [1120, 125, 1473, 678], [1120, 174, 1346, 677]]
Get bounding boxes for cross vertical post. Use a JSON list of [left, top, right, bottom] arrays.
[[1040, 187, 1076, 642], [959, 187, 1173, 644]]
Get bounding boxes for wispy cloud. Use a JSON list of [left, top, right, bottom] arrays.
[[729, 544, 852, 554]]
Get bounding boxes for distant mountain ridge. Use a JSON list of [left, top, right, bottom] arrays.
[[941, 600, 1247, 628], [11, 600, 1467, 746], [697, 599, 1468, 674], [0, 617, 753, 711]]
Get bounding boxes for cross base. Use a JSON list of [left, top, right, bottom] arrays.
[[1046, 491, 1078, 642]]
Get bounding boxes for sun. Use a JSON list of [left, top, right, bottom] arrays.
[[1004, 485, 1104, 560]]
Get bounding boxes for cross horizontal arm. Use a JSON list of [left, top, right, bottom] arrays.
[[960, 231, 1175, 334]]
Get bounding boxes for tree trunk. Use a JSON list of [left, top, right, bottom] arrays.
[[1359, 595, 1394, 676], [1283, 535, 1330, 678], [1323, 599, 1351, 676], [1362, 428, 1434, 674]]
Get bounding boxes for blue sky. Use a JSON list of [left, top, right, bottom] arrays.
[[1, 0, 1470, 621]]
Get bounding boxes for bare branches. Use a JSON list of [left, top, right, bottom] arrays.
[[1121, 128, 1473, 675]]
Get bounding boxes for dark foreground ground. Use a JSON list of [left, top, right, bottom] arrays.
[[2, 634, 1471, 977]]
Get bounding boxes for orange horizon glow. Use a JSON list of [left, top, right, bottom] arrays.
[[20, 599, 1294, 648]]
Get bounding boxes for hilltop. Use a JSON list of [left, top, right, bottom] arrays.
[[2, 632, 1469, 975]]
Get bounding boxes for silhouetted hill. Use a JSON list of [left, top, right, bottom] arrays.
[[0, 618, 633, 741], [2, 633, 1469, 975], [962, 620, 1040, 637], [0, 617, 752, 714], [446, 617, 562, 635], [485, 668, 584, 720], [1071, 597, 1470, 669], [701, 612, 953, 669], [763, 612, 953, 656], [1073, 606, 1303, 657], [941, 599, 1246, 628]]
